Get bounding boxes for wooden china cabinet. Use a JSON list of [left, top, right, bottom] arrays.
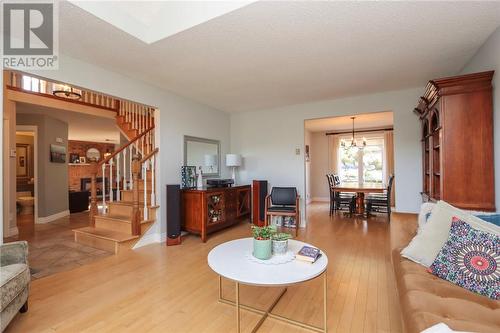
[[414, 71, 495, 211], [181, 185, 251, 242]]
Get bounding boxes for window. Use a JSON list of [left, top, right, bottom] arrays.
[[338, 136, 384, 183]]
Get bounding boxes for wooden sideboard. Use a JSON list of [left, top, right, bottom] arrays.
[[181, 185, 251, 242], [414, 71, 495, 211]]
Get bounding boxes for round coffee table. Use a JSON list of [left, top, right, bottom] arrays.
[[208, 238, 328, 333]]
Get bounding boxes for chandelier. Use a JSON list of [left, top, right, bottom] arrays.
[[341, 116, 367, 149], [53, 84, 82, 100]]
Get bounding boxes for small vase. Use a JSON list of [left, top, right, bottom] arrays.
[[196, 167, 203, 189], [253, 238, 272, 260], [272, 239, 288, 255]]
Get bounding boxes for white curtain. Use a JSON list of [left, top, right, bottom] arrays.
[[328, 134, 339, 174], [383, 130, 395, 206]]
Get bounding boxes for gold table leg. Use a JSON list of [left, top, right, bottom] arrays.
[[218, 272, 328, 333], [236, 281, 240, 333]]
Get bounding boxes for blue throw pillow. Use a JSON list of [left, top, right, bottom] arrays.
[[475, 214, 500, 227]]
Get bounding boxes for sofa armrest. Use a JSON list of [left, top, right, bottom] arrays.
[[1, 241, 29, 266]]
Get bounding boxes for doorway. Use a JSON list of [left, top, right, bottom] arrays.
[[304, 111, 395, 219], [15, 126, 38, 234]]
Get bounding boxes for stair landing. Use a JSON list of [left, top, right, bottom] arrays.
[[74, 227, 139, 254]]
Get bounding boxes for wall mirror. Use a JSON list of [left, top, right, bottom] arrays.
[[184, 136, 220, 178]]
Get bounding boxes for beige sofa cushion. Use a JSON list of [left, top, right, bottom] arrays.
[[1, 263, 30, 312]]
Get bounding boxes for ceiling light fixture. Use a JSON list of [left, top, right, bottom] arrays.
[[341, 117, 367, 150], [53, 84, 82, 100]]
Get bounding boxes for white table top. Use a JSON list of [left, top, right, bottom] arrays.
[[207, 238, 328, 286]]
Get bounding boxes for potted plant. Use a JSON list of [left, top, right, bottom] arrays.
[[271, 232, 292, 255], [251, 225, 275, 260]]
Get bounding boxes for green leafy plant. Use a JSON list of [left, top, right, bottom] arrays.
[[271, 232, 292, 241], [251, 225, 276, 240]]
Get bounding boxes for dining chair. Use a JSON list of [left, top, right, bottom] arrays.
[[366, 175, 395, 220], [265, 187, 299, 236], [327, 174, 356, 216]]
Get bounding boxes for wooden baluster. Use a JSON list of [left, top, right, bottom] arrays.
[[109, 159, 114, 202], [102, 163, 106, 211], [116, 153, 121, 201], [141, 135, 145, 155], [140, 107, 143, 133], [89, 161, 98, 226], [131, 156, 141, 235], [150, 155, 155, 207], [135, 104, 138, 131], [143, 161, 148, 220]]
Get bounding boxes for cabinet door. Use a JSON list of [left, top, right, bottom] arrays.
[[237, 187, 251, 217], [206, 192, 225, 224]]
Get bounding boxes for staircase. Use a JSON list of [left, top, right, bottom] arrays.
[[73, 103, 159, 254], [4, 70, 159, 254]]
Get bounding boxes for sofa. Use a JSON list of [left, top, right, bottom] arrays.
[[1, 241, 30, 332], [390, 214, 500, 333]]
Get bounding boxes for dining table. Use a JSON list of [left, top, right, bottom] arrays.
[[335, 182, 386, 215]]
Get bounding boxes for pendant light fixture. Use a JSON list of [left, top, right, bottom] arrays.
[[341, 117, 367, 149], [53, 84, 82, 100]]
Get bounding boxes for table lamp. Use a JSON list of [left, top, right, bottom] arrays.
[[226, 154, 242, 182]]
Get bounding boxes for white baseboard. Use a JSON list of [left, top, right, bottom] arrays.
[[311, 197, 329, 202], [37, 210, 70, 224], [7, 226, 19, 237]]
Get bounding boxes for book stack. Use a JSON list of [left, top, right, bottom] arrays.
[[296, 246, 322, 263]]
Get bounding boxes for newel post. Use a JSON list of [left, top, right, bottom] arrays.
[[131, 155, 141, 236], [89, 161, 98, 227]]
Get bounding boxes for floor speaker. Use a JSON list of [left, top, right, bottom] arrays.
[[166, 184, 181, 246], [252, 180, 268, 226]]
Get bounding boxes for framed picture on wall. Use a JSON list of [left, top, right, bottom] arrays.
[[70, 153, 79, 163], [50, 144, 66, 163]]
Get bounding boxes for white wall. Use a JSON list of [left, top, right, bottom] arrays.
[[24, 54, 231, 241], [310, 132, 330, 201], [231, 87, 422, 224], [460, 26, 500, 212]]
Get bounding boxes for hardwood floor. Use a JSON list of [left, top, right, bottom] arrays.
[[5, 203, 406, 333], [4, 213, 113, 279]]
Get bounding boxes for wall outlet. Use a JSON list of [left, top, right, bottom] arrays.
[[10, 149, 16, 157], [295, 148, 300, 155], [56, 137, 63, 143]]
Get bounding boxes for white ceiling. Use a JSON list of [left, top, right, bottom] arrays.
[[69, 1, 254, 44], [16, 103, 120, 143], [59, 1, 500, 113], [305, 112, 394, 133]]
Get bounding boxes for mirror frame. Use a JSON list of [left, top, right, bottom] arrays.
[[184, 135, 221, 178]]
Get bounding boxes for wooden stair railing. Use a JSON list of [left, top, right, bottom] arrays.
[[89, 126, 156, 229]]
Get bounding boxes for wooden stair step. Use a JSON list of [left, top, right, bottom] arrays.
[[95, 213, 155, 234], [73, 227, 139, 254], [108, 201, 159, 209]]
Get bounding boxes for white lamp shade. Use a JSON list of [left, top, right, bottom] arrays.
[[204, 154, 217, 167], [226, 154, 242, 167]]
